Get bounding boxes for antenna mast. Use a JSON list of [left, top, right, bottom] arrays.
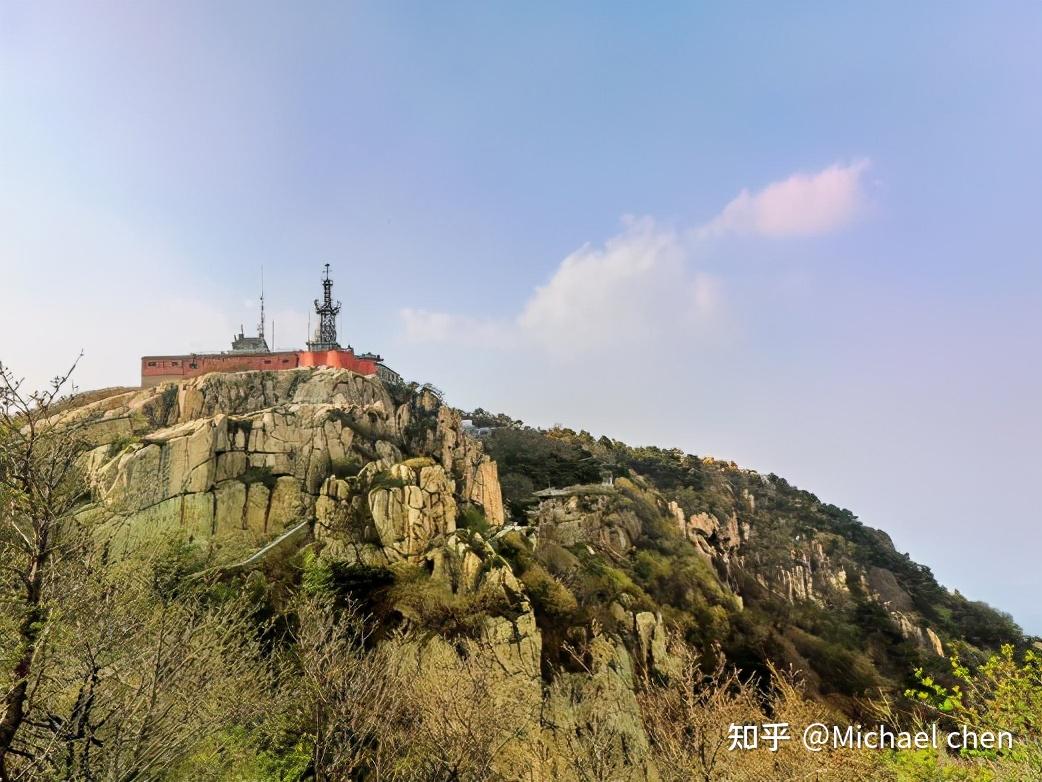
[[257, 266, 266, 341]]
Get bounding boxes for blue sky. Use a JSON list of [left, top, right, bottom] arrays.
[[1, 2, 1040, 632]]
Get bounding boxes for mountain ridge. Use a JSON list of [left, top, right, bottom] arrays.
[[13, 365, 1027, 779]]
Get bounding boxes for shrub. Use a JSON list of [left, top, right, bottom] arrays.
[[492, 529, 534, 570], [484, 428, 603, 491], [614, 478, 675, 543], [368, 470, 407, 491], [459, 505, 491, 537], [106, 433, 139, 458], [500, 472, 536, 520], [300, 549, 334, 595], [617, 446, 706, 491], [569, 554, 652, 613], [639, 639, 883, 781], [150, 537, 208, 600], [330, 455, 362, 479], [902, 644, 1042, 775], [387, 568, 511, 640], [301, 552, 394, 615], [520, 562, 578, 618], [242, 464, 279, 488], [789, 627, 879, 696], [534, 540, 580, 577]]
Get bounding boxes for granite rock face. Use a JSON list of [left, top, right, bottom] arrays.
[[67, 368, 504, 553], [367, 460, 458, 561], [668, 499, 746, 556], [530, 489, 642, 554]]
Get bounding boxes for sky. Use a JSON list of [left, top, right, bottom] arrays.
[[1, 2, 1040, 632]]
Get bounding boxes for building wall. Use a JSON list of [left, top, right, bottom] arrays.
[[141, 349, 377, 387], [298, 349, 378, 374]]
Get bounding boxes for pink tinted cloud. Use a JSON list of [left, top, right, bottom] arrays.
[[700, 160, 871, 239]]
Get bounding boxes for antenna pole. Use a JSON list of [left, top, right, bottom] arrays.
[[258, 266, 266, 341]]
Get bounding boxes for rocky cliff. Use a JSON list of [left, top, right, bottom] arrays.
[[70, 369, 501, 555]]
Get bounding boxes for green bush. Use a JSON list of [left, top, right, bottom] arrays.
[[520, 562, 578, 618], [485, 428, 603, 491], [242, 464, 279, 488], [459, 505, 491, 537], [106, 433, 139, 458], [150, 538, 208, 600], [614, 478, 675, 543], [615, 445, 706, 491], [534, 540, 580, 577], [499, 472, 536, 520], [902, 644, 1042, 775], [387, 567, 510, 640], [175, 722, 313, 782], [789, 627, 879, 696], [368, 470, 407, 491], [329, 455, 362, 479], [492, 529, 534, 570], [301, 551, 393, 616], [570, 554, 651, 611]]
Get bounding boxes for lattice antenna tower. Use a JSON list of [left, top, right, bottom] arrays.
[[307, 263, 342, 350]]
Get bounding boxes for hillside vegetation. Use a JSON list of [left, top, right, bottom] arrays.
[[0, 365, 1036, 781], [481, 423, 1025, 706]]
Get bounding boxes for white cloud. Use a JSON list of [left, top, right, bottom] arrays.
[[401, 217, 723, 357], [399, 160, 868, 356], [517, 216, 719, 355], [699, 159, 871, 239]]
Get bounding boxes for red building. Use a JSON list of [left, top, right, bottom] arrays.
[[140, 266, 400, 387]]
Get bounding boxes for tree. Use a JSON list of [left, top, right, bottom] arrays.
[[0, 358, 90, 778], [0, 361, 275, 780], [291, 594, 411, 781], [638, 638, 882, 781], [894, 644, 1042, 781], [14, 548, 277, 781], [291, 591, 541, 781]]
